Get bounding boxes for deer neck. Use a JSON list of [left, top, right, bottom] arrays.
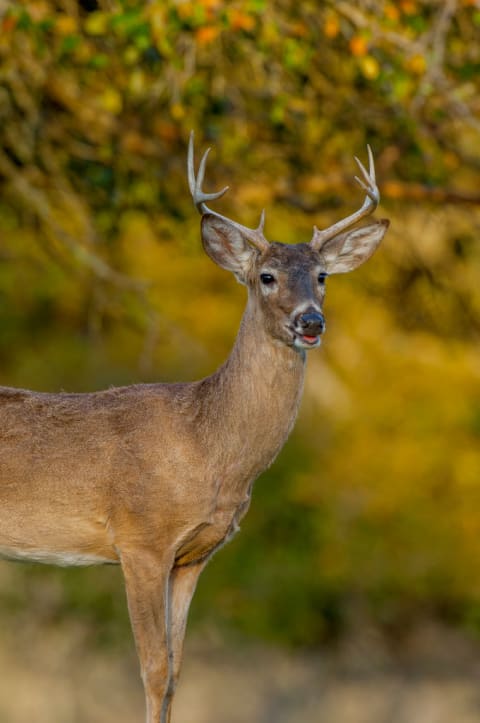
[[197, 295, 306, 480]]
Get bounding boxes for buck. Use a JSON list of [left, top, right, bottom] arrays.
[[0, 133, 388, 722]]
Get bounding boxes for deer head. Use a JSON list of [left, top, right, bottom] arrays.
[[188, 133, 389, 351]]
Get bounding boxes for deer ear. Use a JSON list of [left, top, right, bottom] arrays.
[[201, 214, 255, 282], [320, 219, 389, 275]]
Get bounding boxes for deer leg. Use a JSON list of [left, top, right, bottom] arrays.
[[120, 549, 174, 723], [163, 560, 206, 723]]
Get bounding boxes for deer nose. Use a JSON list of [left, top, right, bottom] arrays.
[[296, 310, 325, 335]]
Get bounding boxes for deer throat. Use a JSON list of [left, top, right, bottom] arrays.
[[198, 320, 306, 492]]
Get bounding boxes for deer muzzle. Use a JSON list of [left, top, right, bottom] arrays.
[[293, 309, 325, 349]]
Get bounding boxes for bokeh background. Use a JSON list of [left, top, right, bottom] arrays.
[[1, 1, 480, 721]]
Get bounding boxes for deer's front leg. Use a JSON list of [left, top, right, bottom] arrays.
[[164, 560, 206, 723], [121, 549, 174, 723]]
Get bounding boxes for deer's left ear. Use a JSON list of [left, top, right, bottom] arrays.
[[320, 219, 389, 274]]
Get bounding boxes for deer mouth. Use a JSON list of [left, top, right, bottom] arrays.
[[295, 333, 322, 349], [290, 330, 322, 350]]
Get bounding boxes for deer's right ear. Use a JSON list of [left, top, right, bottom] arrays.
[[201, 214, 255, 283]]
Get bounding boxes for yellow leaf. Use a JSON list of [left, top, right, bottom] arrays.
[[177, 2, 195, 21], [84, 11, 108, 36], [406, 53, 426, 75], [124, 46, 141, 65], [100, 88, 123, 115], [170, 103, 185, 120], [129, 69, 146, 96], [55, 15, 78, 35], [361, 55, 380, 80]]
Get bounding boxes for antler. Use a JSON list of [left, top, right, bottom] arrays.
[[310, 145, 380, 251], [188, 131, 269, 253]]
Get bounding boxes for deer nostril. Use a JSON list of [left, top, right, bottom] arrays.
[[297, 311, 325, 334]]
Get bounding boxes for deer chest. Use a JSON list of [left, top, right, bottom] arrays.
[[174, 488, 252, 567]]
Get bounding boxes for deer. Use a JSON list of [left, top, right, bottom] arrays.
[[0, 132, 389, 722]]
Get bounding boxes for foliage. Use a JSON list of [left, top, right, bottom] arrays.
[[0, 0, 480, 647]]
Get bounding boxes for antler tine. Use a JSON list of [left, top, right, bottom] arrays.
[[310, 145, 380, 251], [353, 145, 379, 203], [188, 132, 229, 214], [188, 131, 269, 253]]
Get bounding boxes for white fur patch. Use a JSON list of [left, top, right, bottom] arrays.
[[0, 545, 117, 567]]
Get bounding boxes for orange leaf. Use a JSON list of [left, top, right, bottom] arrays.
[[324, 17, 340, 39], [55, 15, 78, 35], [385, 4, 400, 21], [349, 35, 368, 57], [289, 21, 308, 37], [400, 0, 418, 14], [229, 10, 256, 32], [2, 15, 17, 32], [195, 25, 220, 45], [200, 0, 222, 9]]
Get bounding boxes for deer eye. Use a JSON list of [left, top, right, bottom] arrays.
[[318, 272, 328, 284], [260, 273, 276, 285]]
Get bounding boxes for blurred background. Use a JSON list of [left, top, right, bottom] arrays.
[[0, 0, 480, 721]]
